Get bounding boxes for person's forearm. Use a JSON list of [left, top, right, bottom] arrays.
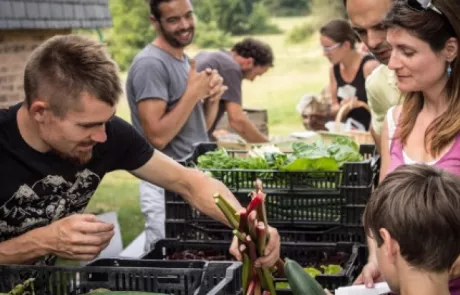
[[231, 117, 269, 143], [204, 100, 219, 131], [0, 227, 48, 264], [146, 90, 200, 149], [182, 169, 243, 227]]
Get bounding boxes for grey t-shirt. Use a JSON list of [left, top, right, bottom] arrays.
[[126, 44, 208, 160], [195, 50, 243, 134]]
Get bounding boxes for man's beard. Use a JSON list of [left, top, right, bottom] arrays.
[[51, 148, 93, 166], [159, 23, 195, 48]]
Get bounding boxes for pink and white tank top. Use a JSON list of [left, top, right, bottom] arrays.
[[387, 106, 460, 176]]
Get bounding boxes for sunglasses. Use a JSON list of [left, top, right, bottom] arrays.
[[322, 43, 342, 53], [407, 0, 442, 15]]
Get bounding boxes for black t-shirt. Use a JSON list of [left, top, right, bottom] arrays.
[[0, 103, 154, 264]]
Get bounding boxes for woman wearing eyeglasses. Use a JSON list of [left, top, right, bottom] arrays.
[[356, 0, 460, 294], [320, 19, 380, 131]]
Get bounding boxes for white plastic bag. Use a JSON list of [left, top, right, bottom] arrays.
[[325, 118, 366, 132]]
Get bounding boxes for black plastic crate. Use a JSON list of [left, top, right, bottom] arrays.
[[166, 142, 378, 226], [165, 220, 366, 244], [0, 259, 242, 295], [183, 142, 379, 193], [166, 186, 371, 227], [166, 190, 344, 226], [143, 239, 366, 292]]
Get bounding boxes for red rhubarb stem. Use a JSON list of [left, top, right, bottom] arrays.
[[247, 194, 263, 214], [238, 208, 248, 233], [247, 276, 257, 295]]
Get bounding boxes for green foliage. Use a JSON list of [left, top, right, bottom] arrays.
[[194, 21, 233, 49], [310, 0, 347, 21], [284, 0, 346, 44], [262, 0, 311, 17], [247, 2, 282, 34], [285, 21, 316, 44], [106, 0, 156, 71], [193, 0, 280, 35]]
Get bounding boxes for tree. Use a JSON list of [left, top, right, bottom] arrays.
[[106, 0, 155, 71], [193, 0, 279, 35], [262, 0, 311, 16]]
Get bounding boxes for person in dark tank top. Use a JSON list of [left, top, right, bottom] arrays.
[[320, 19, 380, 130]]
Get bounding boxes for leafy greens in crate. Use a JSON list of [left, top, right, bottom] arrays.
[[196, 137, 363, 172]]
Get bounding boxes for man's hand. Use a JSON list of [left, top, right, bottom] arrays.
[[44, 214, 114, 261], [229, 226, 281, 268], [353, 260, 384, 288], [203, 69, 227, 103], [207, 85, 228, 103], [186, 59, 212, 102]]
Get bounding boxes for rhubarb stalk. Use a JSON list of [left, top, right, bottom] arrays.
[[256, 192, 269, 231], [247, 193, 263, 214], [254, 280, 262, 295], [213, 193, 240, 224], [233, 229, 247, 243], [242, 251, 251, 294], [247, 276, 257, 295], [256, 222, 267, 257], [247, 236, 268, 290], [247, 211, 258, 241], [238, 208, 249, 233], [256, 222, 276, 295], [215, 197, 239, 229]]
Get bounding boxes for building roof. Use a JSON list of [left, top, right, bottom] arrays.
[[0, 0, 112, 30]]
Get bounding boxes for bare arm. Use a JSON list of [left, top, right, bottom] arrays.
[[0, 228, 47, 264], [138, 94, 202, 150], [363, 59, 380, 78], [0, 214, 114, 264], [204, 85, 228, 131], [135, 59, 214, 150], [131, 150, 243, 226], [204, 100, 219, 130], [226, 102, 269, 143], [329, 67, 340, 116]]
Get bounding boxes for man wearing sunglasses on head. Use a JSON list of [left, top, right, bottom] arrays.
[[346, 0, 460, 294], [344, 0, 400, 153]]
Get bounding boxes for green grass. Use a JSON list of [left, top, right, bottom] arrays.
[[58, 16, 329, 265]]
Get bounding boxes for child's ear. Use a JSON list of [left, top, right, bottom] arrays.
[[379, 228, 399, 265]]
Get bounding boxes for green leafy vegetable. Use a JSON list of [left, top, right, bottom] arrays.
[[196, 138, 363, 172]]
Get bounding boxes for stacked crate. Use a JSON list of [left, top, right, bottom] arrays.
[[158, 142, 379, 292], [165, 142, 379, 244]]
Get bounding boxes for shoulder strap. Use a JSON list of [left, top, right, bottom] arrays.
[[333, 64, 345, 86], [355, 55, 375, 82]]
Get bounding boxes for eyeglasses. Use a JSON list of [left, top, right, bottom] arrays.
[[322, 43, 342, 53], [407, 0, 442, 15]]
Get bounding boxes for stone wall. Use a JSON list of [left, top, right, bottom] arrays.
[[0, 29, 71, 108]]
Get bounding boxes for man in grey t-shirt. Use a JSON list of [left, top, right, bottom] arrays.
[[126, 0, 227, 251], [195, 38, 274, 143]]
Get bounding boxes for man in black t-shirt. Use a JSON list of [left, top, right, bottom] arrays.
[[0, 34, 280, 266]]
